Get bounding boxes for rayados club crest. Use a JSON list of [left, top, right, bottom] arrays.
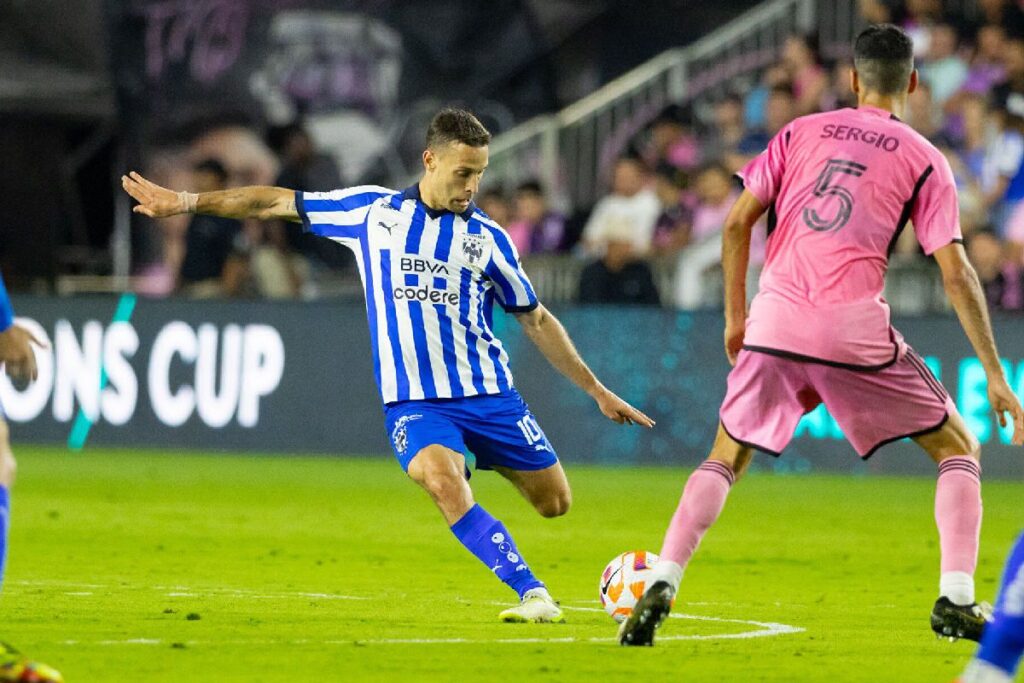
[[461, 234, 486, 265]]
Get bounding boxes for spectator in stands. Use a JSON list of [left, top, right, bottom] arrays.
[[704, 94, 747, 171], [902, 0, 944, 58], [672, 163, 740, 309], [478, 189, 513, 227], [920, 24, 968, 106], [578, 218, 660, 306], [268, 122, 342, 193], [738, 86, 796, 158], [906, 80, 946, 142], [178, 159, 243, 298], [979, 104, 1024, 228], [858, 0, 900, 25], [744, 64, 792, 131], [976, 0, 1024, 39], [992, 37, 1024, 129], [651, 164, 694, 258], [507, 181, 566, 256], [958, 24, 1007, 98], [942, 25, 1008, 141], [959, 94, 992, 181], [989, 40, 1024, 257], [581, 156, 661, 256], [268, 122, 348, 273], [967, 229, 1024, 311], [248, 222, 311, 299], [827, 58, 859, 110], [643, 104, 701, 173], [940, 144, 987, 236], [782, 34, 828, 115]]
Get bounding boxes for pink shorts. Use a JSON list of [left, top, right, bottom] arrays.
[[719, 347, 954, 458]]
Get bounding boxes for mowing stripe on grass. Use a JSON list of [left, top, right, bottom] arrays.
[[67, 292, 137, 451]]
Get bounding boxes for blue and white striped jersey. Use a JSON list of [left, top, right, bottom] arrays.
[[296, 184, 539, 405]]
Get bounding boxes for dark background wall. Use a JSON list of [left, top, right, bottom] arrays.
[[0, 0, 763, 283], [6, 296, 1023, 479]]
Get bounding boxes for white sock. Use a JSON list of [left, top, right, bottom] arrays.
[[523, 586, 551, 601], [941, 571, 975, 605], [650, 560, 684, 594], [961, 659, 1012, 683]]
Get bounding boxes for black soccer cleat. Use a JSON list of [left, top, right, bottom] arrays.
[[618, 581, 674, 646], [930, 597, 991, 642]]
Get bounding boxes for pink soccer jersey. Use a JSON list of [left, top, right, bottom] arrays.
[[737, 105, 962, 368]]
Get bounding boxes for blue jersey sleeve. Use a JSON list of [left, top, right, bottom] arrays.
[[0, 273, 13, 332], [295, 186, 395, 242], [973, 532, 1024, 677], [480, 221, 538, 313]]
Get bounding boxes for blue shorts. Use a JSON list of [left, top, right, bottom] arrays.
[[384, 389, 558, 473]]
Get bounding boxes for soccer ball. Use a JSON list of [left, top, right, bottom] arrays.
[[599, 550, 663, 623]]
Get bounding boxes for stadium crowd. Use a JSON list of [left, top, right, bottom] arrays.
[[570, 0, 1024, 310], [139, 0, 1024, 312]]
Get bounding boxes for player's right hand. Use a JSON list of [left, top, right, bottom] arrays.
[[593, 387, 655, 428], [121, 171, 188, 218], [724, 321, 745, 366], [0, 324, 46, 384], [988, 377, 1024, 446]]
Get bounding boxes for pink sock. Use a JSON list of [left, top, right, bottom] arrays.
[[935, 456, 982, 598], [660, 460, 735, 567]]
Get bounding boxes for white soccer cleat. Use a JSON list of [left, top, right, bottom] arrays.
[[498, 588, 565, 623]]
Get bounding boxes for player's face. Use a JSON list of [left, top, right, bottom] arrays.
[[424, 142, 489, 213]]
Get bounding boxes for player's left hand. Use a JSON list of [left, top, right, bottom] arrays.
[[988, 378, 1024, 446], [593, 387, 655, 428]]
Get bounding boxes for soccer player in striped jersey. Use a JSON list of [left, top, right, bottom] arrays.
[[0, 274, 62, 683], [122, 108, 654, 623], [619, 24, 1024, 646], [959, 533, 1024, 683]]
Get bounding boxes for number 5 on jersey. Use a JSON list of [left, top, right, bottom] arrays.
[[801, 159, 867, 233]]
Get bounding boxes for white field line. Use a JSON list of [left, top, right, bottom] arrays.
[[55, 605, 804, 647], [19, 581, 805, 645], [11, 580, 369, 601]]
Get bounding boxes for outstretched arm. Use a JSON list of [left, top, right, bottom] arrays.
[[933, 242, 1024, 444], [121, 171, 300, 222], [515, 304, 655, 427]]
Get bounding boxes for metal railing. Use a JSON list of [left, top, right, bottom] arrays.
[[486, 0, 864, 211], [521, 254, 949, 313]]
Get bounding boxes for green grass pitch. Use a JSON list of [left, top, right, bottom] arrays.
[[3, 447, 1021, 682]]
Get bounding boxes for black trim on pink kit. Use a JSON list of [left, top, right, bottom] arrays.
[[860, 413, 949, 460], [741, 343, 900, 372], [720, 421, 782, 457], [888, 165, 933, 256]]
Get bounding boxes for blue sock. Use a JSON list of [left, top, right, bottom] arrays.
[[450, 504, 545, 599], [0, 485, 8, 593], [976, 533, 1024, 677]]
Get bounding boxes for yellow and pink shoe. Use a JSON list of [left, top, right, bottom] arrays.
[[0, 642, 62, 683]]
